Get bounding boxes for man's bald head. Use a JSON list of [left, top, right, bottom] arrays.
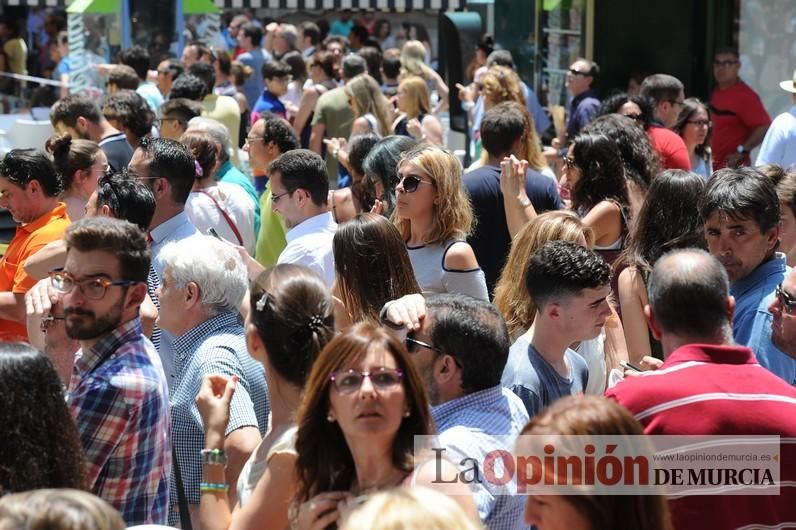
[[648, 249, 731, 338]]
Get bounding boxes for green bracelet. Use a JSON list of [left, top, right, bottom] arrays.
[[200, 482, 229, 493]]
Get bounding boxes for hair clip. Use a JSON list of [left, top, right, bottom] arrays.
[[308, 314, 324, 331], [255, 292, 270, 312], [194, 159, 203, 177]]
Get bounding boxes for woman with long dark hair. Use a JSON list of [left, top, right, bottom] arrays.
[[618, 170, 706, 362], [0, 343, 88, 495], [196, 264, 335, 530], [673, 98, 713, 180], [292, 322, 477, 530], [332, 213, 421, 328]]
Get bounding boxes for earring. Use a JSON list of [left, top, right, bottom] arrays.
[[327, 413, 335, 422], [403, 410, 410, 418]]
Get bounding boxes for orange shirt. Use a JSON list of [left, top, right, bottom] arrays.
[[0, 203, 70, 342]]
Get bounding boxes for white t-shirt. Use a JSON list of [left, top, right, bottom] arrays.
[[185, 182, 257, 255]]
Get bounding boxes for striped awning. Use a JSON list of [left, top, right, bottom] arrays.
[[3, 0, 66, 5], [213, 0, 463, 10]]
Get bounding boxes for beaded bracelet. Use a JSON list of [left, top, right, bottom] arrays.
[[201, 448, 228, 467], [199, 482, 229, 493]]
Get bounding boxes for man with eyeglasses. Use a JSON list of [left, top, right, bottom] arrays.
[[710, 47, 770, 170], [158, 98, 204, 141], [563, 58, 600, 144], [270, 149, 336, 287], [60, 217, 170, 526], [770, 272, 796, 360], [606, 248, 796, 530], [380, 292, 529, 530], [699, 167, 796, 384], [0, 149, 70, 342]]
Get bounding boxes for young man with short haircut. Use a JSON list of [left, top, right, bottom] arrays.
[[251, 60, 292, 123], [639, 73, 691, 170], [502, 240, 612, 417], [159, 98, 205, 141]]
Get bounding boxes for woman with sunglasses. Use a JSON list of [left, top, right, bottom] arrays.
[[362, 135, 418, 218], [196, 264, 335, 530], [393, 145, 488, 301], [560, 132, 630, 270], [293, 322, 478, 530], [332, 213, 421, 329], [45, 133, 108, 222], [673, 98, 713, 180]]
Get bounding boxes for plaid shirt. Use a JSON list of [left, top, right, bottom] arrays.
[[67, 317, 171, 526], [170, 312, 269, 516]]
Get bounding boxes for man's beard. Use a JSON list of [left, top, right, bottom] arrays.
[[64, 298, 125, 340]]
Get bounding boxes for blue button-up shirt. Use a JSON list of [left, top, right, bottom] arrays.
[[432, 385, 530, 530], [169, 312, 269, 516], [730, 252, 796, 383]]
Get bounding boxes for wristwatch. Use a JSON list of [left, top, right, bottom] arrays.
[[519, 196, 532, 208], [736, 145, 748, 154]]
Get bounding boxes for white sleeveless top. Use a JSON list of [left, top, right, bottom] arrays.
[[236, 425, 298, 507], [406, 239, 489, 301]]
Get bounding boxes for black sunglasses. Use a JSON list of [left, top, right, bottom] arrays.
[[776, 284, 796, 314], [406, 334, 442, 354], [396, 174, 433, 193]]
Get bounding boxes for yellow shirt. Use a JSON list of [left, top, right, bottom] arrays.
[[202, 94, 241, 168], [254, 181, 287, 267]]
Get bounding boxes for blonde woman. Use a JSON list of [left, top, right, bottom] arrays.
[[392, 76, 443, 146], [400, 40, 449, 110], [470, 66, 554, 179], [392, 145, 488, 301], [493, 211, 627, 393]]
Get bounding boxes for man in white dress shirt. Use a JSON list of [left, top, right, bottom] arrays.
[[269, 149, 336, 286]]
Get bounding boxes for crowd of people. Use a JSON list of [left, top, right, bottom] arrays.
[[1, 7, 796, 530]]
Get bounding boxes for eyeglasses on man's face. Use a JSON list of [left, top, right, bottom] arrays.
[[775, 284, 796, 315], [713, 59, 739, 68], [271, 188, 295, 202], [567, 68, 591, 77], [329, 368, 404, 394], [49, 268, 138, 300]]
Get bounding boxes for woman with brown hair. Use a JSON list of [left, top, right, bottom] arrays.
[[518, 395, 672, 530], [181, 130, 257, 254], [196, 264, 335, 530], [45, 133, 108, 222], [332, 213, 421, 328], [392, 76, 444, 146], [293, 322, 477, 530], [393, 145, 488, 301]]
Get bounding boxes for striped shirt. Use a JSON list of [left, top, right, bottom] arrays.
[[433, 385, 530, 530], [67, 317, 171, 526], [169, 312, 269, 515], [605, 343, 796, 530]]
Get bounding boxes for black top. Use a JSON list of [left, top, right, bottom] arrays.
[[99, 132, 134, 173], [394, 113, 428, 138], [464, 164, 563, 296]]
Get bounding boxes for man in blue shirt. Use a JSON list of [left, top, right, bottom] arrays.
[[237, 23, 271, 109], [700, 166, 796, 383], [381, 293, 529, 530], [564, 58, 600, 143]]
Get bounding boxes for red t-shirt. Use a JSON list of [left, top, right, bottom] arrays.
[[646, 125, 691, 171], [606, 344, 796, 530], [710, 81, 771, 169]]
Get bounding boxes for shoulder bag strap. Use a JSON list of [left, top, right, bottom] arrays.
[[196, 189, 244, 246], [173, 444, 193, 530]]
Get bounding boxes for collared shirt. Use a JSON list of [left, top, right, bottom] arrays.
[[0, 201, 70, 341], [278, 211, 337, 287], [756, 105, 796, 170], [66, 318, 171, 526], [433, 385, 529, 530], [149, 210, 199, 279], [170, 312, 269, 513], [605, 343, 796, 530], [730, 253, 796, 383], [566, 89, 600, 140], [137, 80, 165, 113]]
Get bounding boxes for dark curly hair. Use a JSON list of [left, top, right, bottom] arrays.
[[0, 344, 88, 495], [260, 112, 301, 153], [116, 44, 150, 80], [583, 114, 659, 194], [525, 240, 612, 308], [596, 92, 656, 128], [569, 132, 629, 214], [622, 170, 707, 274], [250, 264, 335, 387], [103, 90, 155, 140]]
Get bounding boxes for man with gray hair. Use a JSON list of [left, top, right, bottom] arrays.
[[187, 117, 260, 234], [156, 234, 268, 527], [606, 248, 796, 530], [310, 53, 367, 182]]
